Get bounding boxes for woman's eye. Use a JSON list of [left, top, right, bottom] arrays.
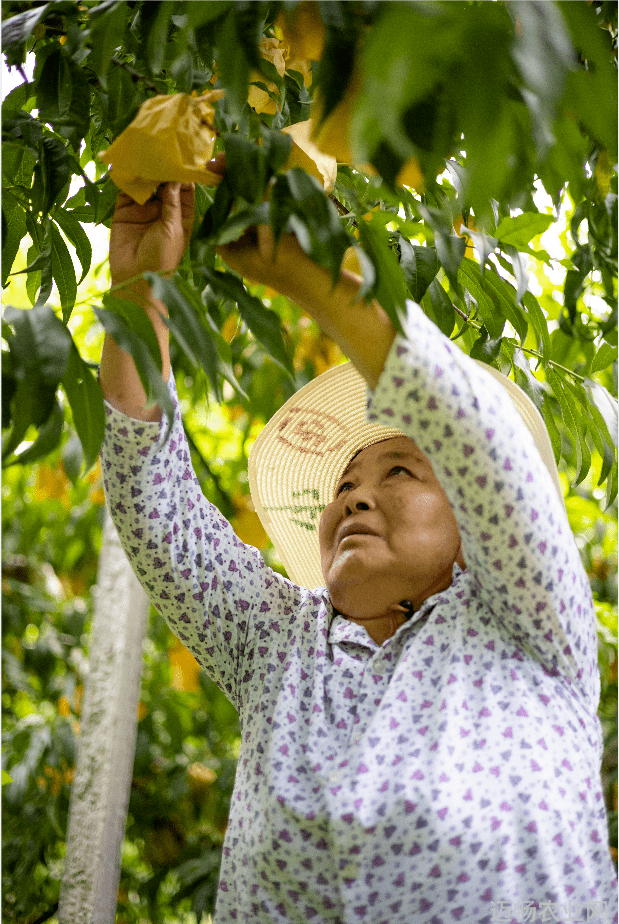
[[389, 466, 410, 477], [336, 481, 354, 495]]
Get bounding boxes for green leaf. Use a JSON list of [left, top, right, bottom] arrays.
[[286, 168, 351, 284], [399, 240, 439, 303], [590, 343, 618, 377], [34, 240, 54, 310], [87, 1, 127, 90], [542, 392, 563, 465], [605, 459, 618, 508], [198, 178, 234, 240], [93, 305, 174, 431], [585, 379, 618, 449], [1, 374, 58, 462], [583, 401, 615, 487], [481, 269, 528, 343], [105, 65, 141, 136], [2, 305, 72, 461], [36, 50, 91, 147], [559, 2, 618, 159], [50, 223, 77, 322], [213, 202, 269, 247], [350, 244, 377, 301], [547, 367, 590, 484], [200, 267, 293, 376], [494, 212, 555, 250], [434, 232, 466, 292], [2, 81, 33, 114], [144, 273, 224, 402], [458, 258, 504, 340], [1, 193, 27, 286], [512, 351, 546, 416], [32, 135, 71, 216], [3, 304, 72, 386], [357, 219, 407, 332], [61, 346, 106, 470], [99, 294, 162, 368], [261, 125, 293, 176], [188, 1, 232, 28], [425, 278, 455, 337], [146, 0, 174, 77], [522, 292, 551, 360], [470, 327, 503, 364], [467, 230, 499, 277], [216, 7, 257, 119], [7, 399, 64, 467], [53, 209, 92, 284], [504, 247, 528, 306], [313, 2, 358, 127], [224, 134, 266, 203], [269, 174, 295, 246]]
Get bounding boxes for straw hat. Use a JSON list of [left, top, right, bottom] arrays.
[[248, 360, 563, 590]]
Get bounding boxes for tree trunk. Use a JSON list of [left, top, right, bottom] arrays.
[[59, 510, 149, 924]]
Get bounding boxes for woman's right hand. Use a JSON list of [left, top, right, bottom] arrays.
[[109, 182, 196, 289]]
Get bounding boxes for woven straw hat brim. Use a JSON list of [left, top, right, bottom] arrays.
[[248, 360, 563, 590]]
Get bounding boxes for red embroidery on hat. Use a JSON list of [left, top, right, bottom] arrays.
[[276, 407, 349, 456]]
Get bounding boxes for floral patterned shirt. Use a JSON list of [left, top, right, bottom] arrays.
[[101, 302, 617, 924]]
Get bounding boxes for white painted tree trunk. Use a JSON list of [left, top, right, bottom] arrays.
[[59, 510, 149, 924]]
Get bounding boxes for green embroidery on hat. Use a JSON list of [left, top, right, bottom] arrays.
[[265, 489, 325, 531]]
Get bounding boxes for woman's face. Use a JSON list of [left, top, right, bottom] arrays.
[[318, 436, 464, 622]]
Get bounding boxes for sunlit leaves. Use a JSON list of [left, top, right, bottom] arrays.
[[61, 346, 106, 471], [494, 212, 554, 250]]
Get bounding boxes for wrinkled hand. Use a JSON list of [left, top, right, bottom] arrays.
[[217, 222, 307, 292], [109, 182, 195, 288]]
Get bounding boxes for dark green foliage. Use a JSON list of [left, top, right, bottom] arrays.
[[1, 0, 617, 499]]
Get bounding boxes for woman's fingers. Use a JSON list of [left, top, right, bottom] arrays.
[[205, 151, 226, 176]]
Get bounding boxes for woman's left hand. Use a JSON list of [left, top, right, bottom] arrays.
[[217, 221, 311, 294]]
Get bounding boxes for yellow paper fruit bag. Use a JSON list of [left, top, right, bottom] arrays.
[[100, 91, 225, 204], [283, 120, 337, 193], [248, 37, 288, 115]]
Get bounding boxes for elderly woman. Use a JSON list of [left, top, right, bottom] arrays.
[[100, 181, 617, 923]]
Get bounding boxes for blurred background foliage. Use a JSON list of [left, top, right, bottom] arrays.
[[1, 1, 617, 921]]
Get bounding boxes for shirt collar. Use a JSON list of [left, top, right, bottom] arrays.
[[326, 563, 465, 650]]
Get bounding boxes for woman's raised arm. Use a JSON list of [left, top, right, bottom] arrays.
[[218, 223, 396, 390], [99, 182, 195, 421]]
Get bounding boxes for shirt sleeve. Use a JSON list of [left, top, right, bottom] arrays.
[[99, 372, 307, 711], [366, 300, 600, 707]]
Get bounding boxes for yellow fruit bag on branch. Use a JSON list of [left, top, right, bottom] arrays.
[[100, 91, 225, 204], [282, 120, 337, 192]]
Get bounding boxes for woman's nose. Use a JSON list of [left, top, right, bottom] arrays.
[[344, 487, 375, 514]]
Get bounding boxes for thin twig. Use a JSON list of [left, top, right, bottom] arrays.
[[110, 56, 160, 94]]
